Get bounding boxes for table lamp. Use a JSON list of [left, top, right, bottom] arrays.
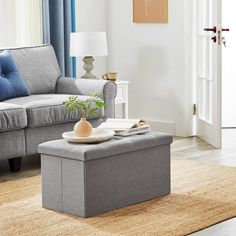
[[70, 32, 108, 79]]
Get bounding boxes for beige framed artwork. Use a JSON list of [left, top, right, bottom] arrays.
[[133, 0, 168, 23]]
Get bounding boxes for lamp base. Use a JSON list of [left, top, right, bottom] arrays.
[[81, 56, 98, 79]]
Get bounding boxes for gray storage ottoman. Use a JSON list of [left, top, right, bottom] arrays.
[[38, 132, 172, 218]]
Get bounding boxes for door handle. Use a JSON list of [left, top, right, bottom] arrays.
[[218, 26, 230, 46], [222, 28, 230, 32], [211, 36, 217, 43], [204, 26, 217, 33]]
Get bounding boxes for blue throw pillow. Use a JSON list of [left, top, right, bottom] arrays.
[[0, 50, 29, 101]]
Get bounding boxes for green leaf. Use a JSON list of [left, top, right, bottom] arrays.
[[95, 101, 105, 108], [89, 108, 98, 116], [63, 93, 106, 118]]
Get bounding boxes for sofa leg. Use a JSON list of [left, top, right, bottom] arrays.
[[8, 157, 22, 172]]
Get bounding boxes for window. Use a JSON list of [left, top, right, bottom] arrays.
[[0, 0, 42, 48]]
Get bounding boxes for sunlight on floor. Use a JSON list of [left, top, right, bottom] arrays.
[[222, 128, 236, 148]]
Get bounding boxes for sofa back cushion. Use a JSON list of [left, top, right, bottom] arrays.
[[9, 45, 61, 94]]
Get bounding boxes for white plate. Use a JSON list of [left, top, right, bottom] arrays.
[[62, 129, 115, 143]]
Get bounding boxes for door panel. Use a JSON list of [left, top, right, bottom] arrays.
[[222, 0, 236, 127], [195, 0, 222, 148]]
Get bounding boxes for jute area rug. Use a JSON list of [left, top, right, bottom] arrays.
[[0, 157, 236, 236]]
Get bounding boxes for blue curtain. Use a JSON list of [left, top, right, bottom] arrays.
[[42, 0, 76, 77]]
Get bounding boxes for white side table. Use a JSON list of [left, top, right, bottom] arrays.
[[115, 81, 129, 119]]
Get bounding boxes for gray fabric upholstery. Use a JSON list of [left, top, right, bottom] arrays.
[[41, 154, 64, 211], [0, 103, 27, 132], [5, 94, 104, 128], [25, 119, 104, 155], [9, 45, 61, 94], [56, 77, 117, 118], [0, 130, 25, 160], [39, 132, 172, 217], [0, 45, 117, 163], [38, 132, 173, 161]]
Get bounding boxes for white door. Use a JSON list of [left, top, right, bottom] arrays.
[[222, 0, 236, 127], [195, 0, 226, 148]]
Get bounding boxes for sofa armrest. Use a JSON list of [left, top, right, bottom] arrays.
[[56, 77, 117, 118]]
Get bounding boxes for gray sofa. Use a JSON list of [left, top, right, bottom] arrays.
[[0, 45, 117, 172]]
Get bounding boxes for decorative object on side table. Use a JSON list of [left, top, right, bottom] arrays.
[[63, 94, 106, 137], [102, 72, 118, 81], [70, 32, 108, 79]]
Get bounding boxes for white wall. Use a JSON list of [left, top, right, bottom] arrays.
[[107, 0, 192, 136], [222, 0, 236, 127], [75, 0, 107, 79]]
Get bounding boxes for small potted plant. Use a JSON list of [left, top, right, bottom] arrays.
[[63, 94, 106, 137]]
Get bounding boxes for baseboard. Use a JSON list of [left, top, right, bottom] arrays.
[[147, 120, 176, 136]]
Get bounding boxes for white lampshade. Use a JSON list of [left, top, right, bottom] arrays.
[[70, 32, 108, 57]]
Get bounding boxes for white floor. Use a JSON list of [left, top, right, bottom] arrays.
[[191, 128, 236, 236]]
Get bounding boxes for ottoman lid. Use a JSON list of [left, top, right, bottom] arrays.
[[38, 132, 173, 162]]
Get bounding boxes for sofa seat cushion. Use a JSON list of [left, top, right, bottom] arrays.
[[0, 103, 27, 132], [5, 94, 105, 128]]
